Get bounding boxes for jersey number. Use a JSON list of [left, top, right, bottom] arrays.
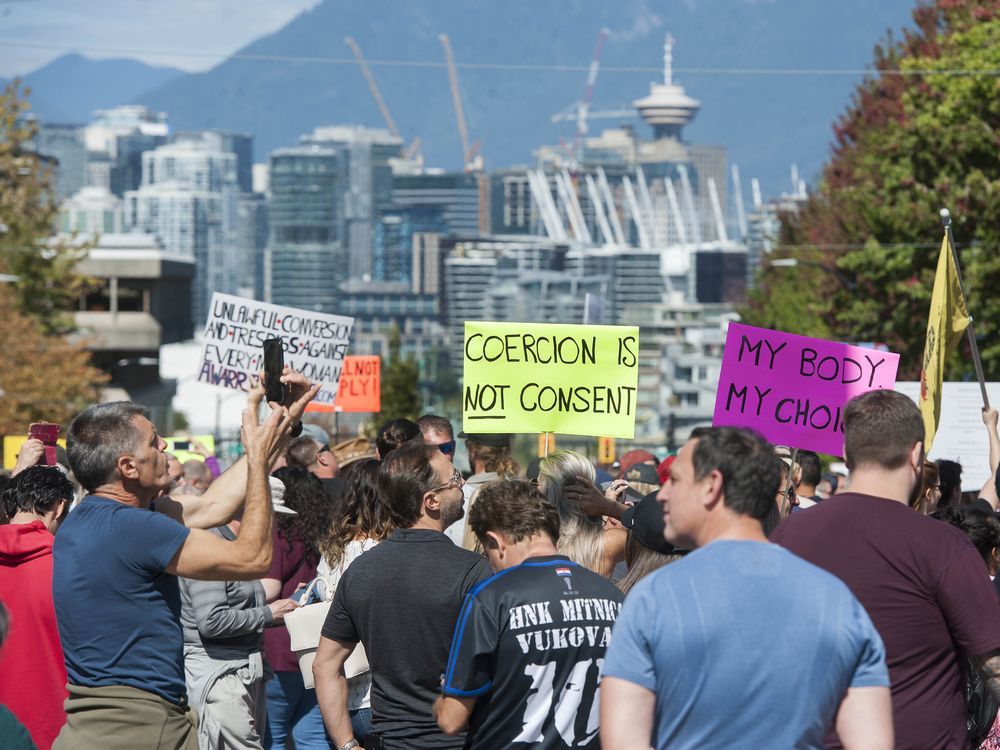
[[513, 658, 602, 746]]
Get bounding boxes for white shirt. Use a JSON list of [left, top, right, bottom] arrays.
[[316, 538, 379, 710]]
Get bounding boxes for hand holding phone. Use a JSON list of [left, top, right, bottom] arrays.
[[28, 423, 60, 466]]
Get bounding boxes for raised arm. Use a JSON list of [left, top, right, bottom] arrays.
[[166, 398, 290, 581], [158, 369, 320, 529], [978, 408, 1000, 511], [564, 476, 629, 521]]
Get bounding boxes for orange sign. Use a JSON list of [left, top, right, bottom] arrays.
[[306, 355, 381, 413]]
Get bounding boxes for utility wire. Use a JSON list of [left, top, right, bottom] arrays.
[[1, 40, 998, 78], [0, 241, 978, 255]]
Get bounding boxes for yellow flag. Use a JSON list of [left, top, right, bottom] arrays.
[[919, 234, 970, 451]]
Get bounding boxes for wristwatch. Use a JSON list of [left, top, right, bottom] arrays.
[[339, 740, 359, 750]]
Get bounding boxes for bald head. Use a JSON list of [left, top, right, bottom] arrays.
[[181, 459, 212, 496]]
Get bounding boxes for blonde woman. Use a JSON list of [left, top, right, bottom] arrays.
[[537, 450, 626, 577]]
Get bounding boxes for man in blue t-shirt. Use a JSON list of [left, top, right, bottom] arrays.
[[600, 427, 893, 750], [52, 373, 319, 750]]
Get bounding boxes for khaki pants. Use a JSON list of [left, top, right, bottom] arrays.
[[54, 683, 198, 750]]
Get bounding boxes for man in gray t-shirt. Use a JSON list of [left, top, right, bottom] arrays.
[[601, 427, 892, 750]]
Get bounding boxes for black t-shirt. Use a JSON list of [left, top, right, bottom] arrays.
[[322, 528, 492, 748], [442, 555, 624, 750]]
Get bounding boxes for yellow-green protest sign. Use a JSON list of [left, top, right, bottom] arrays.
[[463, 321, 639, 438]]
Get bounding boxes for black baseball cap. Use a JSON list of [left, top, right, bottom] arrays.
[[624, 463, 661, 486], [458, 432, 511, 448], [630, 491, 687, 556]]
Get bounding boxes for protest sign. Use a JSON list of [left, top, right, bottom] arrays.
[[462, 321, 639, 438], [199, 293, 354, 408], [896, 381, 1000, 491], [306, 356, 381, 413], [712, 323, 900, 456]]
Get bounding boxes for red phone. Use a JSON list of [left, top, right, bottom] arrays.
[[28, 422, 60, 466]]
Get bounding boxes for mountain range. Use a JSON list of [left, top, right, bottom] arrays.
[[14, 0, 918, 198], [6, 53, 183, 122]]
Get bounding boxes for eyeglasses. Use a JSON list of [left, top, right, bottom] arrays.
[[438, 440, 456, 456], [430, 468, 463, 492]]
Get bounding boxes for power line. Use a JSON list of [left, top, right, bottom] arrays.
[[1, 40, 998, 78], [0, 241, 979, 256]]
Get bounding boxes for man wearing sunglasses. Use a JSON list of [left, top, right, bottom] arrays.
[[417, 414, 457, 462]]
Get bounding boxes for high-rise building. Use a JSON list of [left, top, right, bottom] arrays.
[[411, 232, 443, 296], [266, 144, 343, 311], [84, 105, 169, 155], [32, 122, 88, 200], [488, 169, 537, 236], [237, 192, 268, 300], [59, 186, 124, 234], [188, 130, 255, 193], [392, 171, 480, 236], [299, 126, 402, 282], [124, 136, 239, 328], [372, 210, 416, 283], [370, 169, 481, 285], [110, 131, 169, 197]]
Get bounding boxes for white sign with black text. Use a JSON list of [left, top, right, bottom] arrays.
[[199, 293, 354, 408]]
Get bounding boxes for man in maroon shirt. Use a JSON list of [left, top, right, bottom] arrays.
[[772, 390, 1000, 750]]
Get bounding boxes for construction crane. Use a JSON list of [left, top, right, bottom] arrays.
[[551, 28, 635, 140], [345, 36, 422, 161], [438, 33, 481, 171], [574, 28, 608, 155]]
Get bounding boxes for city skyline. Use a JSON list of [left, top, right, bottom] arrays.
[[2, 0, 917, 194]]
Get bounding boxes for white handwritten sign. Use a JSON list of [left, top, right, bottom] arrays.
[[199, 293, 354, 407]]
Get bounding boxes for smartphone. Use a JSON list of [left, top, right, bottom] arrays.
[[28, 422, 60, 466], [262, 337, 289, 405], [173, 439, 190, 451]]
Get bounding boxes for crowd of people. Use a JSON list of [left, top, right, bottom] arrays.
[[0, 368, 999, 749]]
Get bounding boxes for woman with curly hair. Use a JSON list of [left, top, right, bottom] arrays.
[[314, 459, 393, 745], [262, 467, 338, 750]]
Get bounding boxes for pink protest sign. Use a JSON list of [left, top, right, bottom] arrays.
[[712, 323, 900, 456]]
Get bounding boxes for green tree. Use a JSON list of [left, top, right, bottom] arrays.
[[0, 81, 92, 335], [0, 82, 107, 447], [374, 326, 423, 423], [0, 284, 107, 439], [744, 1, 1000, 379]]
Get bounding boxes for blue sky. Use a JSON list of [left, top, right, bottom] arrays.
[[0, 0, 320, 76]]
